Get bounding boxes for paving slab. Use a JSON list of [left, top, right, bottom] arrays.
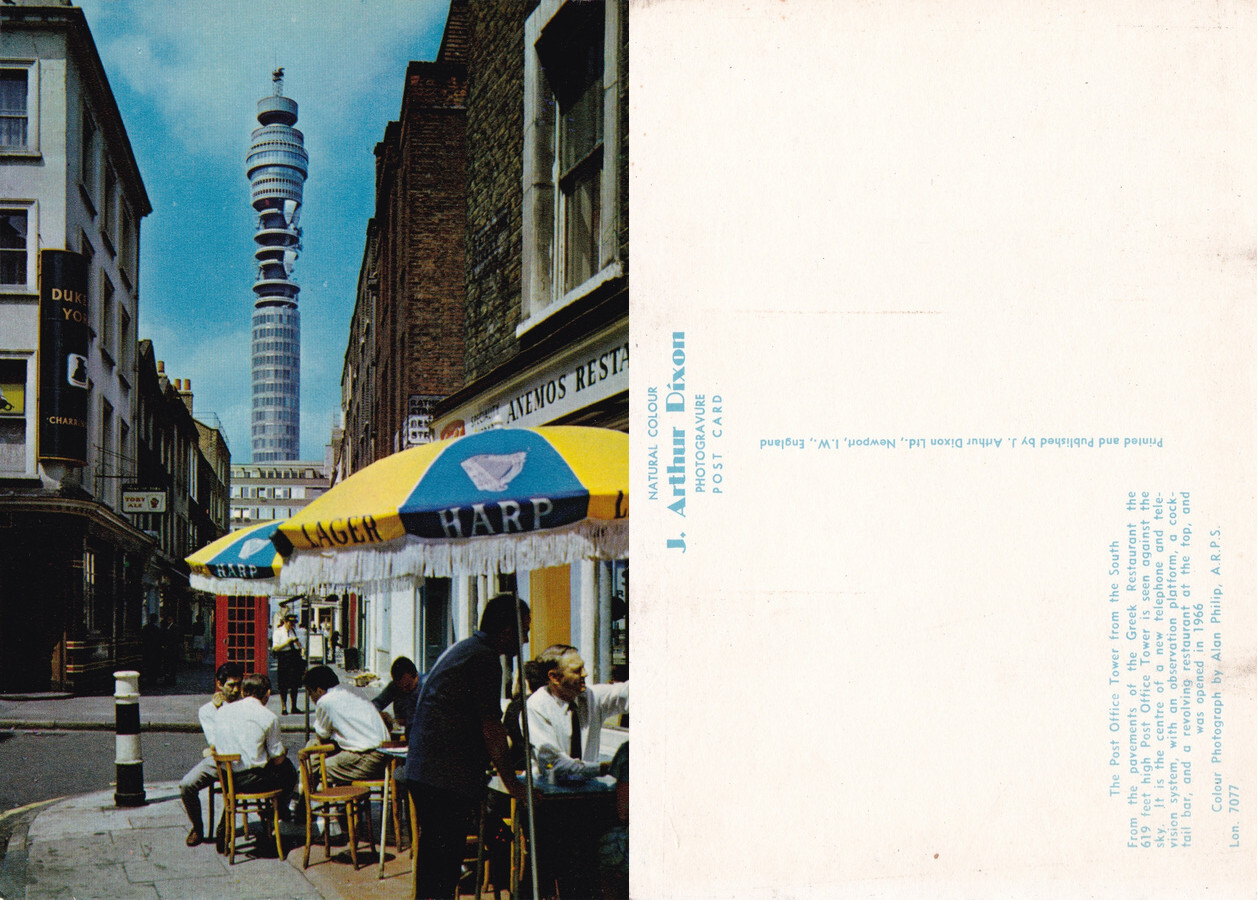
[[23, 856, 161, 900], [150, 866, 329, 900]]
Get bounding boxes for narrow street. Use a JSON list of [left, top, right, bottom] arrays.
[[0, 730, 207, 813]]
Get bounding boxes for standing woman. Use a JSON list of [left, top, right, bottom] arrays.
[[271, 613, 304, 715]]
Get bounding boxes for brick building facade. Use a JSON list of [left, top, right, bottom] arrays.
[[334, 0, 629, 686], [461, 0, 530, 377]]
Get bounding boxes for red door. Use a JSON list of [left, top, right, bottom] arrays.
[[215, 595, 270, 674]]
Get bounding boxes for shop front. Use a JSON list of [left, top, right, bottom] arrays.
[[0, 498, 152, 694]]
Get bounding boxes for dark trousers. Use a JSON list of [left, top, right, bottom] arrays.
[[217, 758, 298, 849], [233, 757, 298, 812], [276, 650, 304, 709], [407, 780, 479, 900]]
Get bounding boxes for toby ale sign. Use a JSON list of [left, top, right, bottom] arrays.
[[39, 250, 90, 466]]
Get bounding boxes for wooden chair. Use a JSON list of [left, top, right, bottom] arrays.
[[508, 795, 529, 898], [406, 782, 420, 897], [211, 752, 284, 864], [297, 743, 376, 870]]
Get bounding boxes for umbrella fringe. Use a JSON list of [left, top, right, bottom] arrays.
[[189, 574, 282, 596], [279, 520, 628, 584]]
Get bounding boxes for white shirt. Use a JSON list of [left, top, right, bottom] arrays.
[[527, 681, 629, 779], [197, 699, 222, 747], [272, 623, 299, 653], [213, 696, 284, 771], [314, 685, 389, 753]]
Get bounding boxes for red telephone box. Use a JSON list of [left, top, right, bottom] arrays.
[[215, 595, 270, 674]]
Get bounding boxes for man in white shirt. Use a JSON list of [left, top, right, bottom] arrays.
[[179, 662, 243, 847], [213, 672, 298, 826], [526, 644, 629, 897], [526, 644, 629, 780], [303, 664, 390, 784]]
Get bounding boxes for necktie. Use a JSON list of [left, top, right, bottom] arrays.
[[569, 702, 582, 759]]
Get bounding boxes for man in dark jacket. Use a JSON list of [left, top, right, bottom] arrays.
[[402, 594, 529, 899]]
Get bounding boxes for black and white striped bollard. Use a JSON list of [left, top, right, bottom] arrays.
[[113, 669, 146, 807]]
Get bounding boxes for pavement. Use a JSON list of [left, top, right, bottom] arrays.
[[0, 659, 490, 900], [8, 780, 423, 900]]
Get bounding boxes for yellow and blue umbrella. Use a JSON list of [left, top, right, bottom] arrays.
[[186, 519, 286, 595], [272, 425, 627, 584]]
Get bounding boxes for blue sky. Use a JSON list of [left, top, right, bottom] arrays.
[[75, 0, 452, 461]]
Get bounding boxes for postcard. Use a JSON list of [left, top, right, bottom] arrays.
[[630, 1, 1256, 896]]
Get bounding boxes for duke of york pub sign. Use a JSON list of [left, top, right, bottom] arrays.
[[38, 250, 90, 466]]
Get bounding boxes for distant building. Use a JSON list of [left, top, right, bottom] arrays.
[[247, 69, 308, 463], [228, 459, 329, 530], [134, 341, 231, 658]]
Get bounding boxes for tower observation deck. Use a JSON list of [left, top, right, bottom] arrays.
[[247, 68, 308, 462]]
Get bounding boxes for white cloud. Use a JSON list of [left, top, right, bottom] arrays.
[[80, 0, 449, 162], [141, 319, 252, 459]]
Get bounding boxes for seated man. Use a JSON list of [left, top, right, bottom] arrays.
[[212, 672, 298, 845], [526, 645, 629, 898], [179, 661, 243, 847], [303, 664, 390, 784], [371, 655, 423, 740], [526, 644, 629, 780]]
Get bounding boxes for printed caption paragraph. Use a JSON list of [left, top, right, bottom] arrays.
[[1106, 491, 1241, 850]]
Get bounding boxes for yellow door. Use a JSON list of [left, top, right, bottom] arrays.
[[528, 565, 571, 653]]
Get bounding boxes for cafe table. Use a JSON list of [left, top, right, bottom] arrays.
[[489, 772, 616, 898], [378, 744, 409, 879]]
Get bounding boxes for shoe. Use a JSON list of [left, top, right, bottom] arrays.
[[186, 828, 203, 847], [281, 707, 289, 715]]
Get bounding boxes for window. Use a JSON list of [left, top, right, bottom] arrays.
[[81, 108, 98, 196], [119, 420, 130, 476], [83, 549, 97, 632], [0, 209, 27, 285], [0, 69, 28, 149], [101, 277, 115, 364], [521, 0, 623, 329], [0, 62, 38, 155], [100, 398, 114, 506], [102, 167, 116, 253], [119, 307, 132, 373], [551, 18, 604, 291], [119, 205, 134, 284], [0, 357, 30, 474]]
